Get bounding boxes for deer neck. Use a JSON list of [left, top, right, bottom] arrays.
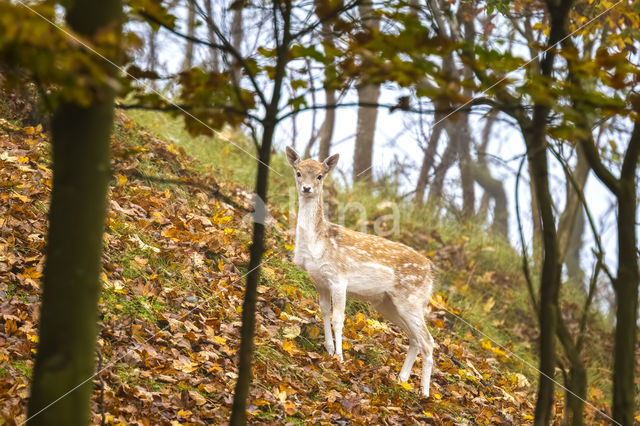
[[296, 193, 326, 242]]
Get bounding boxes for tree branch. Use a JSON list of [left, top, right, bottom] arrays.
[[276, 97, 504, 122]]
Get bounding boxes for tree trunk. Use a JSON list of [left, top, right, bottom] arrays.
[[147, 26, 158, 90], [474, 164, 508, 236], [230, 5, 243, 84], [230, 2, 290, 422], [229, 121, 274, 425], [318, 88, 335, 161], [203, 0, 220, 71], [527, 123, 562, 426], [415, 114, 444, 205], [183, 0, 196, 70], [474, 112, 508, 236], [529, 161, 543, 267], [564, 208, 585, 285], [316, 0, 337, 162], [456, 116, 474, 218], [353, 3, 380, 183], [426, 127, 457, 208], [557, 314, 586, 426], [353, 84, 379, 182], [611, 144, 639, 426], [26, 1, 121, 424], [557, 145, 589, 268]]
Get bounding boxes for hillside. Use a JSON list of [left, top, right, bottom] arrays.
[[0, 110, 614, 424]]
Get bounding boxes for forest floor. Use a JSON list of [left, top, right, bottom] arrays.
[[0, 110, 617, 424]]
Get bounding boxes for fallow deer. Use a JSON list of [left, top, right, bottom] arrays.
[[286, 147, 436, 397]]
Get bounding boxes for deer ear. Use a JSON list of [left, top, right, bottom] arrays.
[[286, 146, 300, 167], [323, 153, 339, 173]]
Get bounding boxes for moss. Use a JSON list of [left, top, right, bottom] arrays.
[[11, 359, 33, 378]]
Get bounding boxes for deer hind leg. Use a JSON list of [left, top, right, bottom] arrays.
[[417, 322, 434, 397], [381, 295, 434, 397], [396, 303, 434, 397], [316, 285, 334, 356], [374, 295, 419, 383]]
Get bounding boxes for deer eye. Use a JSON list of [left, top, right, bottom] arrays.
[[317, 175, 322, 180], [296, 171, 301, 177]]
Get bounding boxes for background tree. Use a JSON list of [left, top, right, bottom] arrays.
[[353, 2, 381, 183]]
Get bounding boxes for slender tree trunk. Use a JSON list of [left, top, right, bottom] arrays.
[[353, 84, 379, 182], [557, 315, 586, 426], [611, 135, 639, 425], [527, 125, 562, 426], [353, 3, 380, 183], [318, 88, 335, 161], [426, 128, 457, 208], [415, 114, 444, 205], [230, 2, 291, 423], [474, 165, 508, 236], [474, 112, 508, 236], [183, 0, 196, 70], [530, 5, 573, 424], [316, 0, 337, 161], [458, 124, 475, 217], [558, 146, 589, 266], [203, 0, 220, 71], [26, 1, 121, 424], [230, 5, 243, 84], [564, 209, 585, 285], [529, 161, 543, 266], [230, 120, 274, 426]]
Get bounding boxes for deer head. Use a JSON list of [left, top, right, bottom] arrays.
[[286, 147, 339, 198]]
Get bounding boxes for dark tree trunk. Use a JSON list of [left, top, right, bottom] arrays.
[[557, 315, 586, 426], [530, 4, 573, 424], [230, 2, 290, 423], [26, 0, 121, 424], [611, 123, 640, 426], [527, 124, 562, 426], [230, 121, 274, 426]]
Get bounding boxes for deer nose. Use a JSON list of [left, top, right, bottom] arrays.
[[302, 186, 312, 193]]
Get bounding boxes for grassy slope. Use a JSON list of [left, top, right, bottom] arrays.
[[0, 108, 615, 424]]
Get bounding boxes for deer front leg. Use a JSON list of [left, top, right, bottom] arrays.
[[331, 284, 346, 361], [316, 285, 334, 356]]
